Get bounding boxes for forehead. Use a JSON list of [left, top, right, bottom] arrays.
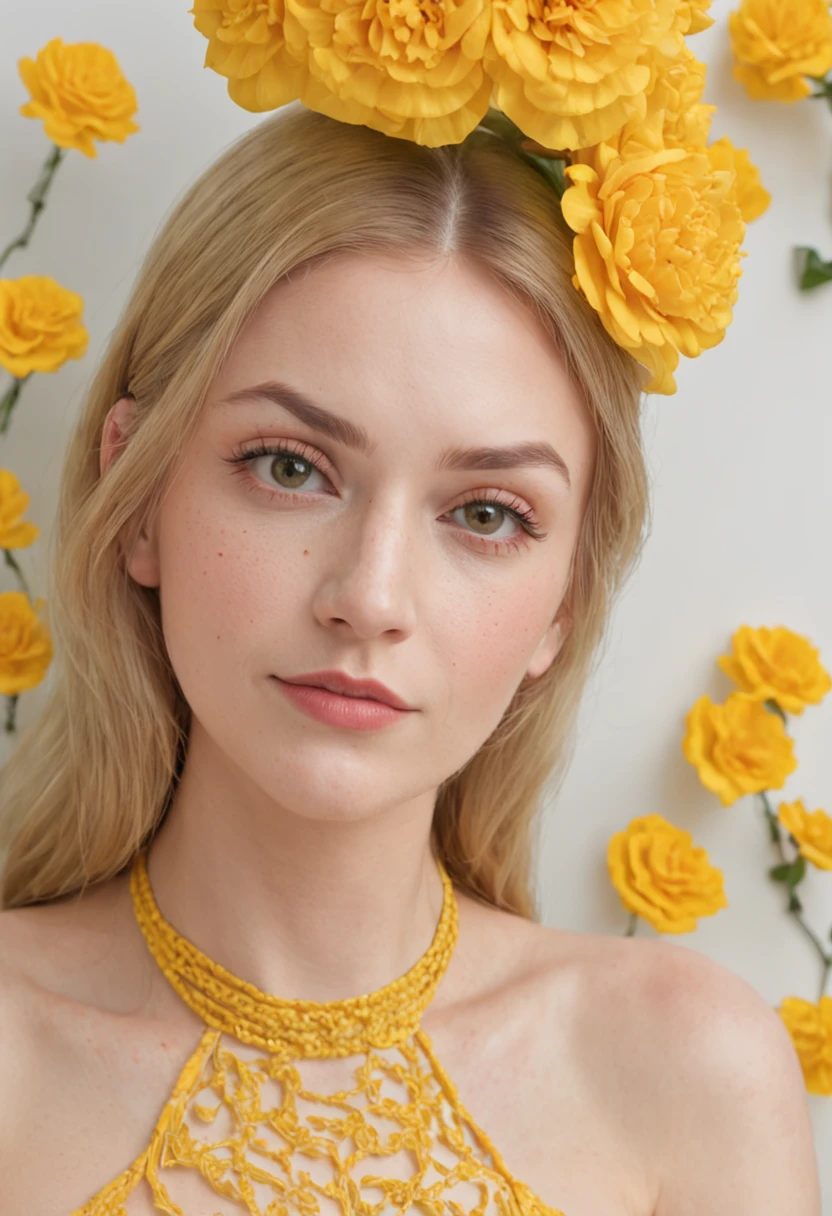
[[209, 251, 595, 484]]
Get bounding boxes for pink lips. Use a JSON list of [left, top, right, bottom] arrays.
[[272, 677, 414, 730], [278, 669, 412, 710]]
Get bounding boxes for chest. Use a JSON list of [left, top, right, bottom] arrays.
[[9, 992, 657, 1216]]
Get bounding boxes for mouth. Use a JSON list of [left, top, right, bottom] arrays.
[[275, 670, 414, 712]]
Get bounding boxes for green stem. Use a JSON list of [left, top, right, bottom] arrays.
[[0, 375, 31, 435], [5, 693, 18, 734], [0, 144, 67, 273], [624, 912, 638, 937], [3, 548, 32, 601], [759, 792, 832, 1000]]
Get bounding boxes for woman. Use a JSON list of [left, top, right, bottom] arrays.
[[0, 103, 820, 1214]]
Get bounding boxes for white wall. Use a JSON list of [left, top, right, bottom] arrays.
[[1, 0, 830, 1205]]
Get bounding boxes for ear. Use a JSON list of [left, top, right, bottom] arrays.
[[524, 598, 574, 683], [100, 396, 161, 589]]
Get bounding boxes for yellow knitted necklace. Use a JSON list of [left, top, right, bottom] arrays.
[[129, 846, 459, 1060]]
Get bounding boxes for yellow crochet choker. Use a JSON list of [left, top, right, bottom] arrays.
[[129, 846, 459, 1059]]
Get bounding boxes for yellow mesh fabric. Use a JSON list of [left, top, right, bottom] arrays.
[[71, 849, 566, 1216]]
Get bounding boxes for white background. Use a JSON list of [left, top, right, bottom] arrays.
[[1, 0, 831, 1207]]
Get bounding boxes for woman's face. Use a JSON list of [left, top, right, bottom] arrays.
[[116, 252, 596, 824]]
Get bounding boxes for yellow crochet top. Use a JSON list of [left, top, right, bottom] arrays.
[[72, 847, 566, 1216]]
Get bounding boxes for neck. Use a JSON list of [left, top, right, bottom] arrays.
[[144, 722, 449, 1006]]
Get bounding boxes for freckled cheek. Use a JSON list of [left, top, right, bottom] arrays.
[[445, 583, 556, 707]]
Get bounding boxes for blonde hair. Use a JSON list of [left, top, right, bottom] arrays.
[[0, 104, 649, 917]]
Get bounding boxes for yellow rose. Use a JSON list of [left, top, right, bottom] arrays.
[[483, 0, 687, 151], [682, 692, 797, 807], [718, 625, 832, 715], [561, 127, 745, 395], [707, 137, 771, 223], [0, 471, 39, 550], [678, 0, 714, 35], [777, 996, 832, 1096], [778, 800, 832, 871], [729, 0, 832, 103], [0, 592, 53, 696], [190, 0, 309, 113], [0, 277, 88, 378], [18, 38, 139, 158], [607, 813, 728, 934], [291, 0, 493, 146]]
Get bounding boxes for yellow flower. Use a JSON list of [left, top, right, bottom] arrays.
[[0, 471, 39, 550], [729, 0, 832, 103], [777, 996, 832, 1096], [561, 124, 745, 395], [18, 38, 139, 158], [678, 0, 714, 35], [190, 0, 309, 113], [0, 593, 53, 696], [483, 0, 687, 151], [607, 813, 728, 934], [0, 277, 88, 378], [682, 692, 797, 807], [192, 0, 493, 147], [707, 137, 771, 223], [644, 45, 714, 150], [718, 625, 831, 715], [293, 0, 493, 146], [778, 800, 832, 871]]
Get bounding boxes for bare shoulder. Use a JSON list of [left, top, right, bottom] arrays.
[[459, 905, 822, 1216]]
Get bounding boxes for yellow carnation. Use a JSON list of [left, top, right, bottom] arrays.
[[718, 625, 831, 714], [0, 592, 53, 696], [483, 0, 687, 151], [0, 277, 88, 378], [561, 126, 745, 395], [729, 0, 832, 103], [707, 137, 771, 223], [777, 996, 832, 1096], [778, 800, 832, 871], [18, 38, 139, 158], [678, 0, 713, 35], [0, 471, 39, 550], [607, 813, 728, 934], [682, 692, 797, 807], [190, 0, 309, 113]]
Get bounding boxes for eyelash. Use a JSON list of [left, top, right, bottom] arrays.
[[224, 439, 548, 553]]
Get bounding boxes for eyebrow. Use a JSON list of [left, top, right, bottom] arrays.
[[222, 381, 572, 488]]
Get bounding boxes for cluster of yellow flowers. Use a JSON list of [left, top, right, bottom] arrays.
[[609, 623, 832, 1097], [0, 38, 139, 730], [671, 627, 827, 1104], [191, 0, 772, 395]]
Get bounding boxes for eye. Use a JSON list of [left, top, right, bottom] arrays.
[[225, 441, 548, 552]]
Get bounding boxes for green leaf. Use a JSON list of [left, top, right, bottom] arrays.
[[768, 857, 806, 887], [769, 863, 793, 883], [795, 247, 832, 291]]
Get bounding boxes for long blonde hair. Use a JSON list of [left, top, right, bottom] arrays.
[[0, 104, 649, 917]]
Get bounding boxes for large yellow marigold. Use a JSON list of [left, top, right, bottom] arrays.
[[682, 692, 797, 807], [778, 996, 832, 1096], [778, 800, 832, 871], [729, 0, 832, 103], [0, 592, 53, 697], [18, 38, 139, 158], [290, 0, 493, 145], [607, 813, 728, 934], [0, 277, 88, 378], [718, 625, 831, 715], [0, 471, 39, 550], [561, 121, 745, 394], [483, 0, 687, 152], [190, 0, 309, 111]]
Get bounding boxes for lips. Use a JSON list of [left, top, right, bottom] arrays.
[[277, 669, 414, 711]]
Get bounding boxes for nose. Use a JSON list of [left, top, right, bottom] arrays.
[[310, 496, 419, 641]]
